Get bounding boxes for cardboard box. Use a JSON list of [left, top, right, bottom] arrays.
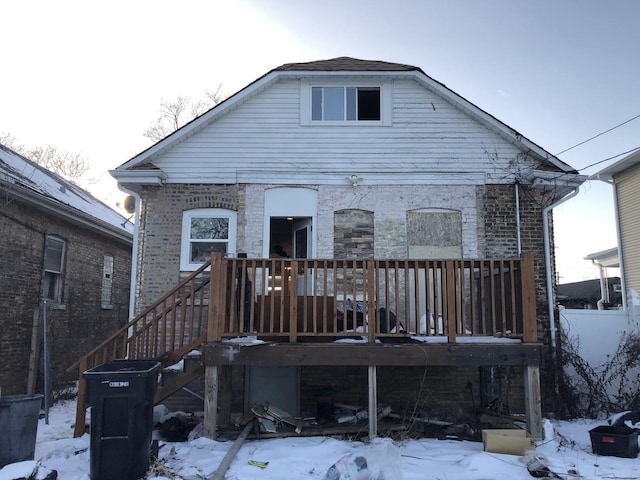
[[482, 429, 535, 455]]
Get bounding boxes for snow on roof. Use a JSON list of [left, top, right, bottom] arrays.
[[0, 143, 133, 243]]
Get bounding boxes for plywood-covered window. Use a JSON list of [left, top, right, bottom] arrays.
[[407, 209, 462, 259]]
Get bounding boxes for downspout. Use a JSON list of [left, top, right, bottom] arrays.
[[119, 188, 141, 320], [515, 182, 522, 256], [598, 176, 627, 310], [590, 259, 608, 309], [543, 186, 580, 350]]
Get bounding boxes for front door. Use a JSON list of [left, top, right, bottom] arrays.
[[292, 218, 312, 259]]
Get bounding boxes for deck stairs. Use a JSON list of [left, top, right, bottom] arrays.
[[67, 260, 213, 437]]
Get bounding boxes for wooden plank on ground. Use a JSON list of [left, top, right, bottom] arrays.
[[209, 421, 253, 480]]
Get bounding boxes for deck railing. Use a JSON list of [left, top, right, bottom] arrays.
[[208, 253, 537, 344], [69, 252, 536, 436]]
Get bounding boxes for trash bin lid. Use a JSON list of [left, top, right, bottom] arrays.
[[0, 394, 44, 406], [83, 359, 161, 377]]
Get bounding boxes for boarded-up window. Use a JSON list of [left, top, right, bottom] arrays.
[[407, 210, 462, 259], [334, 209, 374, 259], [101, 254, 114, 309]]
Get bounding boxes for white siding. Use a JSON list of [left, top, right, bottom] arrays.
[[151, 77, 532, 185], [616, 164, 640, 295]]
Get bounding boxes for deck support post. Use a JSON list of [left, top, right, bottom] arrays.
[[204, 365, 219, 439], [218, 365, 232, 427], [524, 364, 543, 439], [368, 365, 377, 439]]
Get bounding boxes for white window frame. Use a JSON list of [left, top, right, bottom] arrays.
[[301, 81, 391, 126], [43, 235, 65, 304], [180, 208, 237, 271]]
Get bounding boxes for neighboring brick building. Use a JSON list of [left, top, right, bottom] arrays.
[[110, 58, 585, 423], [0, 144, 133, 395]]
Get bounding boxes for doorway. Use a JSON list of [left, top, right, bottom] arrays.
[[269, 217, 312, 260]]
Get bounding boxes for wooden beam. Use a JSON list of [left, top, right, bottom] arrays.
[[524, 365, 543, 439], [368, 366, 377, 439], [203, 343, 542, 367], [208, 253, 223, 342], [27, 307, 41, 394], [204, 365, 219, 439], [521, 252, 537, 343]]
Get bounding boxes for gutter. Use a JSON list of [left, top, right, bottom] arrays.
[[543, 186, 580, 350]]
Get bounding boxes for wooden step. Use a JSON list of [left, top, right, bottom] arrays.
[[154, 352, 204, 404]]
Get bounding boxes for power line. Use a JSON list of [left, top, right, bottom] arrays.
[[555, 113, 640, 156], [578, 146, 640, 172]]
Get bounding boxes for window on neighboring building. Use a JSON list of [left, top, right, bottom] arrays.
[[43, 236, 65, 303], [101, 254, 114, 309], [180, 208, 237, 270], [311, 86, 381, 122]]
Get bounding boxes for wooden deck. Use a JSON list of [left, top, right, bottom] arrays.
[[69, 252, 543, 438]]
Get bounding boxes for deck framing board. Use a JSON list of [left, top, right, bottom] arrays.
[[203, 342, 542, 367]]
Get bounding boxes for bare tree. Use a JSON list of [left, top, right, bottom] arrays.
[[144, 84, 225, 143], [1, 132, 91, 184]]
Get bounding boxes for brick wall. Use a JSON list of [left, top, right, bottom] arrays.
[[480, 183, 557, 411], [136, 184, 240, 311], [1, 200, 131, 395], [138, 181, 558, 416]]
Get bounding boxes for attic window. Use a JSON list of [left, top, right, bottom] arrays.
[[311, 86, 381, 121]]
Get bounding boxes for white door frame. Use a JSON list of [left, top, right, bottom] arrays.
[[262, 187, 318, 259]]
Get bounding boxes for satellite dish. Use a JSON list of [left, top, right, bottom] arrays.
[[123, 195, 136, 214]]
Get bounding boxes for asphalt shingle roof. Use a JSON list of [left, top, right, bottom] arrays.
[[275, 56, 423, 73]]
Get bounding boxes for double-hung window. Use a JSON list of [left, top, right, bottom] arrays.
[[43, 236, 65, 303], [180, 208, 237, 270]]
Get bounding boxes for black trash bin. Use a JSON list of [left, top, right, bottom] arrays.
[[0, 394, 43, 468], [83, 359, 160, 480]]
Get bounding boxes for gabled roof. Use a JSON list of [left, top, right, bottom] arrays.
[[275, 57, 422, 72], [112, 57, 581, 184], [591, 147, 640, 181], [0, 143, 133, 244]]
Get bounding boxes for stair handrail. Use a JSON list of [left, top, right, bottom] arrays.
[[68, 258, 213, 437]]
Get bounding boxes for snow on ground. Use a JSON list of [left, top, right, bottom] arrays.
[[2, 399, 640, 479]]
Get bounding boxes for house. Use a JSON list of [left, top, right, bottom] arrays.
[[0, 143, 133, 396], [72, 57, 585, 439], [558, 276, 622, 309], [592, 149, 640, 314]]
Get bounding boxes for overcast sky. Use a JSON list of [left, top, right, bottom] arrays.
[[1, 0, 638, 282]]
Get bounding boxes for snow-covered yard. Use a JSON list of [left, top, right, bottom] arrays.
[[2, 399, 640, 479]]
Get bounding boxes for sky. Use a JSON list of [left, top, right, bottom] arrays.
[[0, 398, 636, 479], [1, 0, 639, 282]]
